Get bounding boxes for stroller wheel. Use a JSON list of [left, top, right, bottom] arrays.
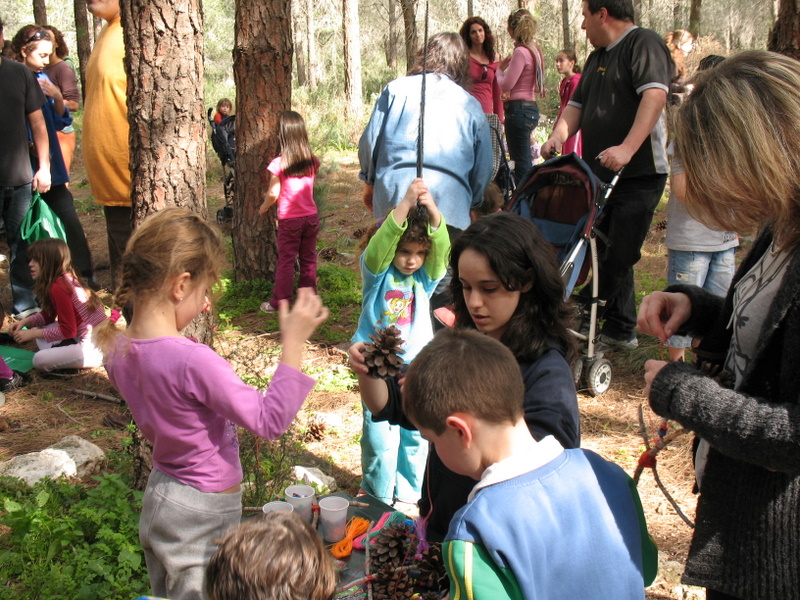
[[586, 358, 612, 397]]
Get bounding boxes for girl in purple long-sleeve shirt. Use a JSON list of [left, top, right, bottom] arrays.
[[96, 208, 328, 600]]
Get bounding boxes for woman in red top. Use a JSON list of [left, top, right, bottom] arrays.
[[459, 17, 503, 121], [8, 239, 107, 372]]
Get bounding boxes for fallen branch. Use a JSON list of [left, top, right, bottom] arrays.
[[72, 388, 123, 405]]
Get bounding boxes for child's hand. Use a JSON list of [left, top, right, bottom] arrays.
[[278, 288, 329, 369], [400, 178, 429, 210], [8, 319, 26, 334], [416, 188, 442, 229], [12, 328, 39, 343], [348, 341, 369, 375]]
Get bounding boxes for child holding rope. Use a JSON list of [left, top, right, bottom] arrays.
[[351, 212, 580, 535], [97, 208, 328, 600], [403, 328, 656, 599], [353, 178, 449, 510]]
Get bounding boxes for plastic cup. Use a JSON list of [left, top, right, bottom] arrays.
[[318, 495, 349, 542], [284, 484, 316, 523], [262, 501, 294, 514]]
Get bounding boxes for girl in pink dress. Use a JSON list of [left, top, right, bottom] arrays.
[[555, 49, 582, 157]]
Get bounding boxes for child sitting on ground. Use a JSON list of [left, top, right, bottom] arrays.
[[403, 328, 657, 600], [206, 511, 336, 600], [353, 177, 449, 509]]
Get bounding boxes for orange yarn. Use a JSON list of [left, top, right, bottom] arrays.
[[330, 516, 371, 558]]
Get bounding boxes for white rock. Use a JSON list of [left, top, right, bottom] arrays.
[[0, 435, 105, 486], [50, 436, 105, 478], [293, 466, 337, 493], [0, 449, 76, 485]]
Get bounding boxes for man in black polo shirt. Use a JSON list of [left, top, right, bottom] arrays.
[[543, 0, 672, 351]]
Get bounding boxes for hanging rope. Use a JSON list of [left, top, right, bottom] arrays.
[[416, 0, 430, 178], [635, 405, 695, 528]]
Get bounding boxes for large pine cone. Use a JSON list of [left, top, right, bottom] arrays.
[[362, 325, 406, 380]]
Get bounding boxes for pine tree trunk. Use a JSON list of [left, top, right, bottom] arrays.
[[768, 0, 800, 59], [343, 0, 363, 118], [122, 0, 207, 221], [307, 0, 319, 91], [400, 0, 417, 68], [561, 0, 572, 52], [385, 0, 398, 70], [122, 0, 211, 345], [33, 0, 47, 25], [689, 0, 701, 36], [232, 0, 292, 281], [73, 0, 92, 103]]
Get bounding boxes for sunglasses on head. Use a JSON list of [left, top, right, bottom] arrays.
[[25, 30, 50, 45]]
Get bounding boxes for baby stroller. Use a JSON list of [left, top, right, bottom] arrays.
[[207, 108, 236, 225], [506, 153, 622, 396]]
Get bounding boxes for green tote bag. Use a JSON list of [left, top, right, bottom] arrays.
[[20, 191, 68, 243]]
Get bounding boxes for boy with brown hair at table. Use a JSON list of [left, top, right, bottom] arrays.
[[206, 511, 337, 600], [403, 328, 657, 600]]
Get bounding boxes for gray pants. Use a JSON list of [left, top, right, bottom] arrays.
[[139, 469, 242, 600]]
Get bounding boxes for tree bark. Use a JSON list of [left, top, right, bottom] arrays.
[[122, 0, 211, 348], [73, 0, 92, 103], [294, 3, 308, 88], [232, 0, 292, 281], [673, 0, 682, 31], [33, 0, 47, 25], [688, 0, 701, 36], [768, 0, 800, 59], [400, 0, 417, 68], [307, 0, 319, 91], [561, 0, 572, 52], [385, 0, 398, 70], [122, 0, 207, 221], [343, 0, 363, 117], [633, 0, 642, 26]]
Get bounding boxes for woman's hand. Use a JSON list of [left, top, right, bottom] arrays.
[[499, 55, 511, 71], [644, 359, 668, 397], [637, 291, 692, 344], [38, 77, 62, 101]]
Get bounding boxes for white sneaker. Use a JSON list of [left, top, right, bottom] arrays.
[[259, 302, 276, 313]]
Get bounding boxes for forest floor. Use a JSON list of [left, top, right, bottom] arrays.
[[0, 148, 703, 599]]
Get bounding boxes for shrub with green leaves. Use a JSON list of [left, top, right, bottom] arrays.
[[0, 474, 148, 599]]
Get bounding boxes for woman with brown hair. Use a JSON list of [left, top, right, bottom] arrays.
[[639, 50, 800, 600], [459, 16, 502, 120], [43, 25, 79, 174]]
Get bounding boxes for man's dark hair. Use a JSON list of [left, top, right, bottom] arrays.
[[585, 0, 635, 21]]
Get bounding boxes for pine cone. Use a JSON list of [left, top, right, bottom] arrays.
[[362, 325, 406, 380], [415, 544, 449, 592]]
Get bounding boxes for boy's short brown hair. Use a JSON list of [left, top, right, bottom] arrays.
[[206, 512, 337, 600], [403, 328, 524, 434]]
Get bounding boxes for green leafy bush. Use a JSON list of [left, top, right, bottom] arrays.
[[0, 473, 148, 599]]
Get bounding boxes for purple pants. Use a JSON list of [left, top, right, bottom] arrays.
[[0, 358, 13, 380], [269, 214, 320, 309]]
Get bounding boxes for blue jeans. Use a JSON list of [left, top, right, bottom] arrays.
[[361, 406, 428, 503], [504, 103, 539, 183], [0, 184, 37, 314], [666, 248, 735, 348]]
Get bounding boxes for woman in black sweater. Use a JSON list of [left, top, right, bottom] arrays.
[[638, 51, 800, 600]]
